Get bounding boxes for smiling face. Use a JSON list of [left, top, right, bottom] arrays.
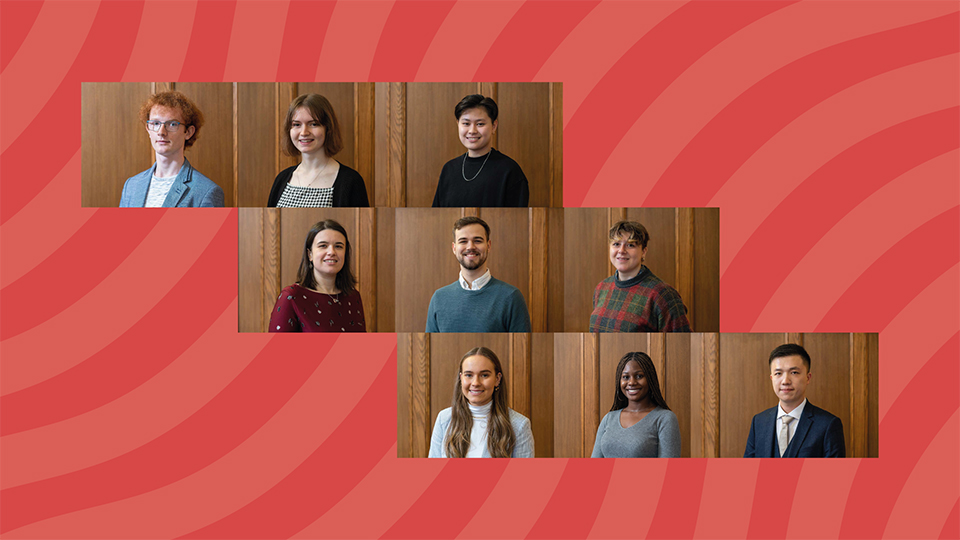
[[619, 360, 650, 406], [609, 233, 646, 280], [309, 229, 346, 279], [452, 223, 490, 272], [460, 354, 501, 406], [458, 107, 497, 157], [147, 105, 195, 159], [290, 107, 327, 156], [770, 355, 811, 412]]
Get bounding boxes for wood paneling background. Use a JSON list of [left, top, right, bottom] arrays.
[[82, 82, 236, 207], [82, 82, 374, 208], [393, 208, 564, 333], [375, 82, 563, 207], [236, 82, 375, 207], [397, 333, 553, 458], [84, 82, 557, 208], [553, 332, 878, 458], [237, 208, 391, 332], [563, 208, 720, 332]]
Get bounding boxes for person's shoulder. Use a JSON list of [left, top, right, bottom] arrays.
[[491, 149, 521, 168], [507, 408, 531, 428], [275, 165, 297, 180], [279, 283, 299, 294], [489, 277, 521, 294], [440, 154, 461, 171], [437, 407, 453, 423], [336, 162, 363, 180], [596, 275, 617, 287], [433, 281, 461, 295], [654, 407, 679, 424], [807, 402, 841, 421], [751, 405, 778, 422]]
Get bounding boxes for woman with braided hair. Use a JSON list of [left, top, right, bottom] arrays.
[[591, 351, 680, 457]]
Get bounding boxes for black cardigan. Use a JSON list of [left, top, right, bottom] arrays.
[[267, 163, 369, 207]]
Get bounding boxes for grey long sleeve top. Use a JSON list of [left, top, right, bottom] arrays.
[[591, 407, 681, 458]]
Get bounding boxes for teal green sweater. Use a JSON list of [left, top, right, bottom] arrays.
[[425, 278, 531, 332]]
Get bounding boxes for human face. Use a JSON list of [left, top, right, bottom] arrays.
[[290, 107, 326, 156], [147, 106, 195, 158], [620, 360, 649, 405], [770, 355, 811, 412], [460, 355, 501, 406], [458, 107, 497, 157], [609, 233, 646, 280], [452, 223, 490, 272], [309, 229, 346, 279]]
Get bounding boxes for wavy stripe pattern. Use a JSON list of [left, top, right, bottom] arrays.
[[1, 1, 957, 538]]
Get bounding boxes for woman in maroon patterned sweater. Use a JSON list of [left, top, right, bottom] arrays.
[[269, 219, 366, 332]]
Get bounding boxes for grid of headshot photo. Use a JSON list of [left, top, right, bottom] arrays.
[[80, 81, 877, 462]]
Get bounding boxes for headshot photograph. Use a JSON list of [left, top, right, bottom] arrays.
[[82, 82, 233, 207], [397, 333, 554, 458], [564, 208, 720, 333], [393, 208, 564, 333], [378, 82, 562, 207], [552, 333, 877, 458], [267, 93, 369, 208], [238, 207, 395, 332]]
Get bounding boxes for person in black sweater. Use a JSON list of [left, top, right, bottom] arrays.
[[267, 93, 369, 207], [432, 95, 529, 207]]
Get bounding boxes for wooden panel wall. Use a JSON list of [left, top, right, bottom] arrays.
[[81, 82, 374, 208], [563, 208, 720, 332], [237, 208, 387, 332], [397, 333, 552, 458], [236, 82, 375, 207], [393, 208, 564, 333], [82, 82, 237, 207], [553, 333, 878, 458], [375, 82, 563, 207]]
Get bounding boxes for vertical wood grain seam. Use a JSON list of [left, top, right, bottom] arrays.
[[411, 333, 431, 457], [850, 333, 868, 458], [529, 208, 548, 332], [549, 83, 563, 208], [676, 208, 694, 330], [232, 82, 238, 208]]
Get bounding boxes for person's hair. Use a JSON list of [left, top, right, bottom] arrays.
[[455, 94, 498, 122], [610, 352, 670, 412], [445, 347, 516, 458], [138, 91, 204, 148], [452, 216, 490, 241], [768, 343, 811, 371], [608, 221, 650, 249], [295, 220, 357, 295], [281, 93, 344, 157]]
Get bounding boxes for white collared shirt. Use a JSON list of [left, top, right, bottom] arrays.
[[777, 398, 807, 449], [459, 269, 491, 291]]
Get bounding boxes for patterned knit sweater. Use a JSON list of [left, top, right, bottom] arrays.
[[589, 266, 691, 332]]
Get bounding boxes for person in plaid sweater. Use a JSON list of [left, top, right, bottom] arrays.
[[589, 221, 691, 332]]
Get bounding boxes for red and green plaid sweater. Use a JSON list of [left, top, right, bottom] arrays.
[[589, 267, 691, 332]]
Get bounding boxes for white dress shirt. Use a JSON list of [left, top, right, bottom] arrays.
[[776, 398, 807, 450], [459, 269, 491, 291]]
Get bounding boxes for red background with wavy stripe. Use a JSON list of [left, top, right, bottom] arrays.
[[1, 1, 957, 538]]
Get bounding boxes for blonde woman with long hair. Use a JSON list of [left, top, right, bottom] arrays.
[[428, 347, 534, 458]]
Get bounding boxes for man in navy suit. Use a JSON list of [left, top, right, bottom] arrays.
[[744, 344, 845, 458]]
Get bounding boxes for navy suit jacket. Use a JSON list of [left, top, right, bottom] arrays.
[[120, 159, 224, 207], [744, 401, 845, 458]]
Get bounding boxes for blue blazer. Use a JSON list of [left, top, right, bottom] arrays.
[[744, 401, 845, 458], [120, 159, 224, 207]]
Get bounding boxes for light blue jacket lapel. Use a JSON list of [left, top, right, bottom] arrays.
[[160, 159, 195, 208]]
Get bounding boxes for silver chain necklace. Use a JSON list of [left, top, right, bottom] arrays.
[[461, 151, 491, 182]]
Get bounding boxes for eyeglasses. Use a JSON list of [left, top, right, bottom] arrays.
[[146, 120, 186, 132]]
